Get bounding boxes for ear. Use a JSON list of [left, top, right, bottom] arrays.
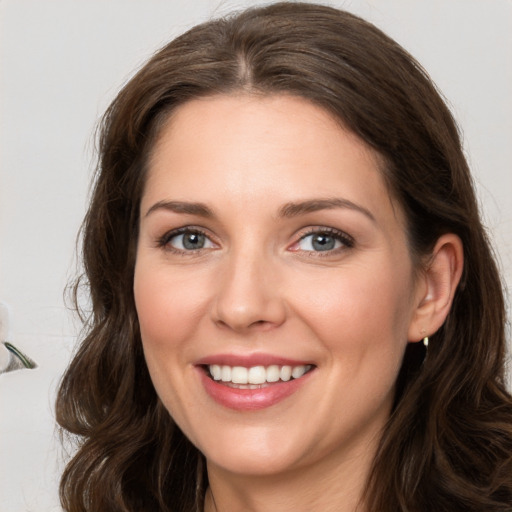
[[408, 233, 464, 342]]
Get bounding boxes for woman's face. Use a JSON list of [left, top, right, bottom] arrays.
[[134, 94, 425, 478]]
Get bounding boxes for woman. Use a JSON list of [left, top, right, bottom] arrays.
[[56, 3, 512, 511]]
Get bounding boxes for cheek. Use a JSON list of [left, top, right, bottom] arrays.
[[291, 261, 414, 364], [134, 267, 210, 396], [133, 263, 208, 414], [134, 263, 209, 348], [305, 268, 411, 323]]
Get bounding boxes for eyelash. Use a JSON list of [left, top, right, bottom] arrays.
[[294, 227, 355, 255], [156, 227, 215, 255], [156, 226, 355, 255]]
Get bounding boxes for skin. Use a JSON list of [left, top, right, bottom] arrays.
[[134, 94, 462, 511]]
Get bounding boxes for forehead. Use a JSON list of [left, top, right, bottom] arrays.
[[143, 94, 401, 226]]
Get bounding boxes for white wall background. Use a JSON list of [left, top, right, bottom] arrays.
[[1, 1, 510, 510]]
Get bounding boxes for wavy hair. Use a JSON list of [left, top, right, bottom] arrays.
[[56, 3, 512, 511]]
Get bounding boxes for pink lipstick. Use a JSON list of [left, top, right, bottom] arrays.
[[195, 353, 315, 411]]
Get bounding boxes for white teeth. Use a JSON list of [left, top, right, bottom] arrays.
[[280, 365, 292, 381], [248, 366, 266, 384], [208, 364, 311, 384], [221, 366, 231, 382], [291, 366, 307, 379], [266, 365, 280, 382], [210, 364, 222, 380], [231, 366, 248, 384]]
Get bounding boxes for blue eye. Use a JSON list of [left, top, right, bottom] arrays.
[[296, 230, 353, 252], [164, 230, 215, 251]]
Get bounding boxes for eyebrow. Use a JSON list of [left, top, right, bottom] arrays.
[[278, 198, 376, 222], [144, 197, 376, 222], [144, 200, 214, 218]]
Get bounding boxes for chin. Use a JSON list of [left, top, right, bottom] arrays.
[[205, 448, 301, 478], [186, 421, 305, 477]]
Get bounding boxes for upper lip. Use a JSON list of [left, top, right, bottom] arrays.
[[195, 353, 314, 367]]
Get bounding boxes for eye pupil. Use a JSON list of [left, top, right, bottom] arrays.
[[183, 232, 205, 250], [312, 234, 335, 251]]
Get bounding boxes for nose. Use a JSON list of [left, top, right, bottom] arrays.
[[211, 249, 286, 332]]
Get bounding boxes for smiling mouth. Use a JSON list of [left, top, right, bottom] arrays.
[[204, 364, 314, 389]]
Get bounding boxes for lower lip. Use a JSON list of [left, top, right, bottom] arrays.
[[198, 368, 313, 411]]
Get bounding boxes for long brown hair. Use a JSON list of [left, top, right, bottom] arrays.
[[56, 3, 512, 511]]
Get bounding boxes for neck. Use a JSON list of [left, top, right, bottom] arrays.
[[203, 436, 378, 512]]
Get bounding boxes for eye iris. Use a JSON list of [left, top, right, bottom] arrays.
[[182, 232, 205, 250], [312, 233, 335, 251]]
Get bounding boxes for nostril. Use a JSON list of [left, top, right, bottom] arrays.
[[248, 319, 279, 331]]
